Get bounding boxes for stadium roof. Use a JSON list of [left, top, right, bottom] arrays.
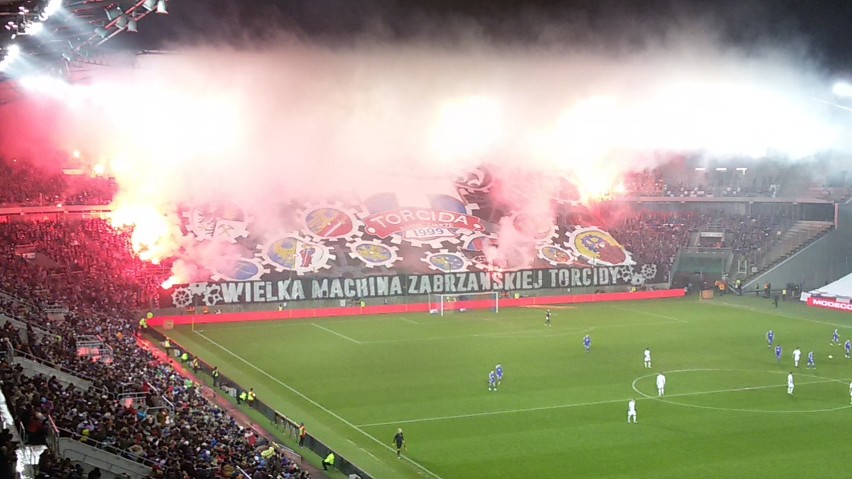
[[0, 0, 171, 86]]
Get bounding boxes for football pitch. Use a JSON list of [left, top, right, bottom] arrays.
[[163, 295, 852, 479]]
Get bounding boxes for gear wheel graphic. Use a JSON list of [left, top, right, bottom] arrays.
[[347, 239, 402, 269], [565, 226, 635, 266], [256, 233, 335, 275], [537, 244, 576, 266], [209, 257, 270, 282], [505, 212, 559, 245], [459, 232, 499, 270], [203, 284, 224, 306], [641, 263, 658, 280], [182, 203, 251, 244], [297, 202, 364, 242], [454, 166, 493, 194], [619, 265, 635, 283], [171, 287, 193, 308], [187, 283, 209, 295], [421, 249, 473, 272]]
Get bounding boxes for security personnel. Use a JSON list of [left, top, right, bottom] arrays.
[[260, 445, 276, 460], [782, 288, 787, 301], [298, 423, 307, 448], [138, 316, 148, 331], [181, 351, 189, 363], [322, 452, 335, 471], [238, 390, 247, 405], [211, 366, 220, 387], [247, 388, 257, 408], [192, 358, 199, 373]]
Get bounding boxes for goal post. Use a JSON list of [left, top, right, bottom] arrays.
[[429, 292, 500, 316]]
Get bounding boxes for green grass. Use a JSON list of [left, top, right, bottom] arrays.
[[162, 295, 852, 479]]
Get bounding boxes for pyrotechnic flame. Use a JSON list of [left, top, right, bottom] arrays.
[[109, 201, 179, 265], [572, 169, 623, 203], [161, 276, 177, 290]]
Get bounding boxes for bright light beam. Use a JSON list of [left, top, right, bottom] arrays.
[[832, 81, 852, 98]]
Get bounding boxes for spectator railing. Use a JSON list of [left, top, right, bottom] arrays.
[[145, 327, 369, 478], [52, 424, 158, 474], [12, 348, 103, 388], [46, 415, 59, 456], [0, 289, 39, 313], [144, 383, 176, 413]]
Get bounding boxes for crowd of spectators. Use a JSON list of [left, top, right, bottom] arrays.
[[616, 167, 852, 201], [592, 209, 793, 279], [0, 158, 116, 207], [603, 211, 702, 277], [0, 219, 166, 314], [0, 218, 311, 478]]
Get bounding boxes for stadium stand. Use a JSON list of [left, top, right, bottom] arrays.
[[0, 158, 116, 207], [0, 218, 313, 477], [0, 157, 841, 478]]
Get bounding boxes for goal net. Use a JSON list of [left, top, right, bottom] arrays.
[[429, 292, 499, 316]]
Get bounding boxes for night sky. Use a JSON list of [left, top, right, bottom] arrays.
[[122, 0, 852, 73]]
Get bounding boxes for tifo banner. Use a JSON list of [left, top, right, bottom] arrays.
[[807, 296, 852, 312], [172, 168, 671, 296], [162, 264, 660, 307]]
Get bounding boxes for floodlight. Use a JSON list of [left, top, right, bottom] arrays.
[[694, 167, 706, 172], [95, 27, 108, 39], [143, 0, 156, 11], [106, 7, 122, 21], [833, 81, 852, 98], [156, 0, 167, 14], [715, 167, 727, 172], [116, 15, 128, 30], [61, 52, 72, 61], [25, 22, 43, 35], [44, 0, 63, 18], [7, 44, 20, 58], [127, 19, 137, 32]]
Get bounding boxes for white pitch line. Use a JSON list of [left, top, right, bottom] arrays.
[[399, 317, 420, 325], [358, 397, 629, 427], [193, 330, 442, 479], [348, 439, 381, 461], [609, 304, 689, 323], [358, 375, 845, 428], [311, 323, 362, 344]]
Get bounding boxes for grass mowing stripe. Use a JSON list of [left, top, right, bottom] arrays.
[[178, 298, 852, 478], [708, 299, 852, 330], [608, 304, 689, 322], [359, 376, 844, 428], [192, 330, 443, 479], [311, 323, 362, 344]]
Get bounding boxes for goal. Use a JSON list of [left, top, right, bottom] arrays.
[[429, 292, 500, 316]]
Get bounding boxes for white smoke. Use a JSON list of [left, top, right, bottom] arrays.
[[2, 19, 850, 278]]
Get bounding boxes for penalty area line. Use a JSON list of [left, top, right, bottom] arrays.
[[192, 331, 443, 479], [311, 323, 362, 344]]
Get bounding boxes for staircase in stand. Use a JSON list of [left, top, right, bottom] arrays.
[[751, 220, 834, 277]]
